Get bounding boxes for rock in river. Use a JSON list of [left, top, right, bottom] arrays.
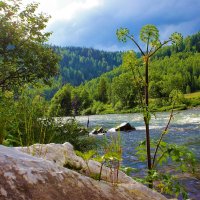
[[89, 127, 106, 136], [115, 122, 136, 132]]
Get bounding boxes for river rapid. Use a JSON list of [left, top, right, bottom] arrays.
[[76, 108, 200, 161]]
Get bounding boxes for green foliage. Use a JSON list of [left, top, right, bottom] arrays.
[[135, 139, 196, 198], [97, 78, 108, 103], [186, 85, 191, 94], [135, 171, 188, 199], [169, 89, 185, 105], [76, 150, 96, 161], [75, 150, 96, 176], [114, 101, 123, 111], [0, 86, 95, 151], [50, 118, 97, 152], [74, 50, 200, 114], [120, 166, 138, 176], [112, 73, 138, 108], [149, 53, 200, 96], [0, 0, 59, 90], [88, 133, 123, 183], [167, 144, 196, 173], [136, 140, 196, 172], [122, 51, 141, 69], [2, 87, 52, 146], [102, 134, 122, 164], [49, 84, 73, 116], [184, 91, 200, 107], [90, 101, 104, 114], [53, 32, 199, 94], [49, 83, 94, 116], [0, 91, 15, 144], [79, 89, 92, 110]]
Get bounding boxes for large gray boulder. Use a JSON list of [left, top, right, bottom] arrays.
[[0, 144, 167, 200], [16, 143, 133, 184]]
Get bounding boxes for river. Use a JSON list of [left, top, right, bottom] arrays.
[[75, 108, 200, 160], [74, 108, 200, 199]]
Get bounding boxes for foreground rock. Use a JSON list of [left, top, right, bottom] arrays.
[[16, 143, 133, 184], [0, 144, 167, 200]]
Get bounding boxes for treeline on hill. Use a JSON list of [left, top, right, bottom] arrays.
[[51, 46, 123, 86], [49, 32, 200, 116], [153, 31, 200, 59]]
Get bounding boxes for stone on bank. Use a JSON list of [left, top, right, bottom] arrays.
[[0, 143, 167, 200]]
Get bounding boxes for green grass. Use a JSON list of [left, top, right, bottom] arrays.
[[82, 91, 200, 116], [184, 91, 200, 99], [184, 91, 200, 108]]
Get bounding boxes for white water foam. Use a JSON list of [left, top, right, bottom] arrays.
[[135, 125, 163, 130]]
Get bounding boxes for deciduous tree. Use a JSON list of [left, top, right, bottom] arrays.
[[0, 0, 59, 90]]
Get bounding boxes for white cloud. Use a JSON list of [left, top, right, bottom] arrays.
[[21, 0, 200, 51], [22, 0, 102, 23]]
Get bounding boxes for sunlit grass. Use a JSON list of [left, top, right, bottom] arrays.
[[184, 91, 200, 99]]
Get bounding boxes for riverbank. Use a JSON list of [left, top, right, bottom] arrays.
[[82, 91, 200, 115], [85, 102, 200, 116]]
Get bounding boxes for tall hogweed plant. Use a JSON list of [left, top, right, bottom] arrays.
[[116, 24, 196, 199]]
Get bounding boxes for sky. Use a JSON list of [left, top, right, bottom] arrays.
[[22, 0, 200, 51]]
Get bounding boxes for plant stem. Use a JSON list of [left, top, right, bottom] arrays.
[[144, 57, 151, 169], [116, 160, 120, 183], [153, 150, 168, 169], [152, 106, 174, 169], [126, 34, 145, 56], [99, 161, 105, 181], [144, 56, 152, 188]]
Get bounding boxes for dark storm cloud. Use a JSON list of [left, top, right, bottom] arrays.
[[46, 0, 200, 51]]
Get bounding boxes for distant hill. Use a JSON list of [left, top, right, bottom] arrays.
[[51, 46, 122, 86]]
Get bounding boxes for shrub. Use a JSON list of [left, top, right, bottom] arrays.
[[0, 91, 15, 144], [2, 88, 97, 152], [51, 118, 98, 152]]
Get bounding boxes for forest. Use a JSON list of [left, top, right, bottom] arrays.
[[49, 32, 200, 116], [53, 46, 122, 85]]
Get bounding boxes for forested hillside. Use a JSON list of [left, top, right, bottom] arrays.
[[49, 32, 200, 116], [52, 46, 122, 85], [51, 32, 199, 87], [153, 31, 200, 59]]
